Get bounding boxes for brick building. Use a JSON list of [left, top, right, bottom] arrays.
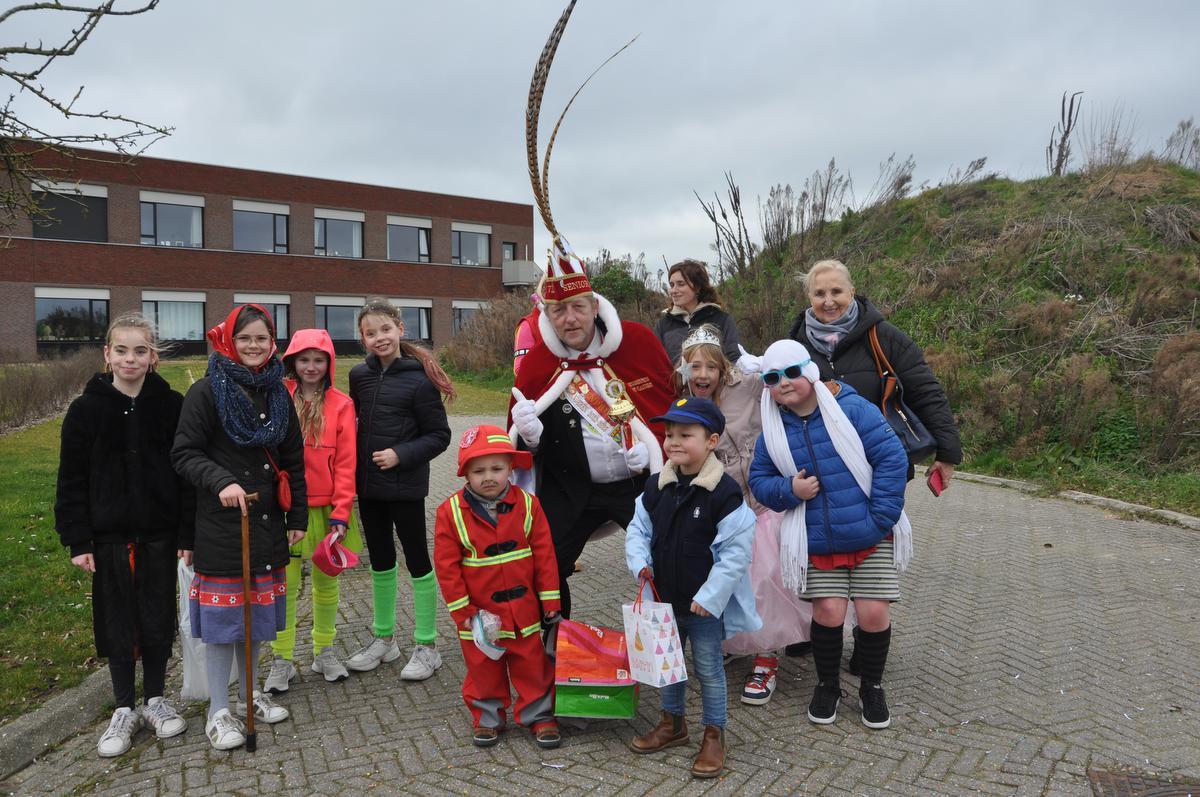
[[1, 146, 540, 360]]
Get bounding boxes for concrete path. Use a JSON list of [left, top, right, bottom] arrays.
[[3, 415, 1198, 796]]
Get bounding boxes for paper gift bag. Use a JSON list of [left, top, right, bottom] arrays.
[[622, 579, 688, 688], [553, 619, 638, 719]]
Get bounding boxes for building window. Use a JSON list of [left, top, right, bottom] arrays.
[[452, 301, 485, 335], [502, 242, 517, 262], [31, 185, 108, 243], [394, 306, 431, 342], [387, 224, 431, 263], [234, 210, 288, 253], [142, 296, 205, 340], [140, 202, 203, 248], [452, 230, 490, 266], [35, 294, 109, 341], [315, 305, 361, 341], [314, 210, 364, 258]]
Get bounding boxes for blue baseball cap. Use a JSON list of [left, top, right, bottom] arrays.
[[651, 396, 726, 436]]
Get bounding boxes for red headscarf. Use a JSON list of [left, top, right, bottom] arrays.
[[206, 304, 277, 367]]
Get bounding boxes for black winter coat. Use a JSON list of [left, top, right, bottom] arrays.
[[788, 296, 962, 467], [349, 353, 450, 501], [55, 371, 194, 557], [171, 375, 307, 577], [654, 304, 742, 364]]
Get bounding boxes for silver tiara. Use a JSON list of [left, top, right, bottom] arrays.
[[681, 326, 722, 351]]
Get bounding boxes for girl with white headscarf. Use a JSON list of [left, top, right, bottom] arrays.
[[747, 339, 909, 730]]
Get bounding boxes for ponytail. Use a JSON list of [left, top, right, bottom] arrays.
[[399, 340, 457, 402]]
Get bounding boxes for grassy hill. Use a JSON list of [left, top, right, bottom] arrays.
[[724, 159, 1200, 513]]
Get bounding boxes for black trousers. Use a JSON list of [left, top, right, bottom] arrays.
[[358, 498, 432, 577]]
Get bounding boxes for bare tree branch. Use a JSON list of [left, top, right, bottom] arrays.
[[1, 0, 168, 235]]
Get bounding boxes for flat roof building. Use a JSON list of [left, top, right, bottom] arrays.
[[1, 145, 539, 359]]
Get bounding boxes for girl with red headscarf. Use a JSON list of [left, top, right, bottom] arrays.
[[172, 304, 308, 751]]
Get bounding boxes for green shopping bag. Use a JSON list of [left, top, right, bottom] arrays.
[[552, 619, 639, 719]]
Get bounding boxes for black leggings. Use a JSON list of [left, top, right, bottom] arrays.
[[108, 644, 170, 709], [358, 498, 432, 578]]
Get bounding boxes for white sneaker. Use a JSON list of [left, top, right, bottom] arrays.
[[311, 647, 349, 682], [345, 637, 401, 672], [235, 690, 289, 724], [205, 708, 246, 751], [264, 657, 297, 694], [141, 696, 187, 739], [97, 707, 141, 757], [400, 645, 442, 681]]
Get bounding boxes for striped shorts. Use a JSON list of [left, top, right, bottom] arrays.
[[801, 539, 901, 602]]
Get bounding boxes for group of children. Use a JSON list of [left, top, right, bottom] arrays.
[[55, 303, 910, 776]]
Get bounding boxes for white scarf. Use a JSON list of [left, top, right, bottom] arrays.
[[759, 340, 912, 594]]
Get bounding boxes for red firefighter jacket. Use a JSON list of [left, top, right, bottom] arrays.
[[433, 485, 561, 640]]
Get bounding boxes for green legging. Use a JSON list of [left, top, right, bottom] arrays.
[[271, 553, 339, 660], [371, 566, 438, 645]]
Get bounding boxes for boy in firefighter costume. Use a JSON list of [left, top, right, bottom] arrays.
[[433, 425, 563, 749], [509, 0, 675, 618]]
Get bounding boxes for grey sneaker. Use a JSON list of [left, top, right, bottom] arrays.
[[400, 645, 442, 681], [141, 696, 187, 739], [345, 637, 401, 672], [310, 647, 349, 682], [97, 707, 141, 757], [236, 690, 289, 724], [264, 657, 297, 694]]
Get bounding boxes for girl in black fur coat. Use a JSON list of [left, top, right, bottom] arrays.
[[54, 312, 193, 758]]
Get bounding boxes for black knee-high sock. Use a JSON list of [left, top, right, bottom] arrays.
[[809, 621, 844, 685], [141, 644, 171, 702], [109, 659, 136, 709], [856, 626, 891, 684]]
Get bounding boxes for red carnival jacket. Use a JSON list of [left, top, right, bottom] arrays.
[[433, 485, 561, 640]]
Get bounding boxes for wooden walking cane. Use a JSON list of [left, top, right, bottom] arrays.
[[240, 492, 260, 752]]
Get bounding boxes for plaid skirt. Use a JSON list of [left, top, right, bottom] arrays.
[[188, 570, 287, 644]]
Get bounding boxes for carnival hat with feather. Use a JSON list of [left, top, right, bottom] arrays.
[[526, 0, 636, 307]]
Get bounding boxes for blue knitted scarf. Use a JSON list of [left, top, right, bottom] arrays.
[[207, 353, 290, 447]]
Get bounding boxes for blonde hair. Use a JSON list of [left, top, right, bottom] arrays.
[[675, 326, 733, 404], [104, 311, 170, 371], [800, 259, 855, 295], [357, 298, 457, 401], [283, 349, 328, 445]]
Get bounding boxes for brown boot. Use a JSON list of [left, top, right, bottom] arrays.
[[630, 711, 688, 753], [691, 725, 725, 778]]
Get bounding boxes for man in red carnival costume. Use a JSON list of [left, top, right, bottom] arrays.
[[509, 244, 673, 619]]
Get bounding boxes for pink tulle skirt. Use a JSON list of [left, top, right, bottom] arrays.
[[724, 509, 812, 655]]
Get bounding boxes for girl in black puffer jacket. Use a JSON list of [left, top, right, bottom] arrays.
[[55, 312, 193, 758], [345, 299, 453, 680], [172, 304, 307, 751]]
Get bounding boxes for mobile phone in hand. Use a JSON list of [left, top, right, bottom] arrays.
[[927, 468, 944, 497]]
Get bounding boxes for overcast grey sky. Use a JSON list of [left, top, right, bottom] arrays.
[[11, 1, 1200, 268]]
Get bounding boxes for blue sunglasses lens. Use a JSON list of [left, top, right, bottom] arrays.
[[762, 362, 807, 386]]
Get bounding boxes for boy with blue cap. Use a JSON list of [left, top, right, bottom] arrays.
[[625, 396, 759, 778]]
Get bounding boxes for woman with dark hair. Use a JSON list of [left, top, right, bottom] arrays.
[[654, 259, 741, 364]]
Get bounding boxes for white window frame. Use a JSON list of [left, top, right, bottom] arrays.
[[35, 286, 111, 300], [33, 181, 108, 198], [451, 221, 492, 234], [140, 190, 205, 207], [233, 200, 290, 215]]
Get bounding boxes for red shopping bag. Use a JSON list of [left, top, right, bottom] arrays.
[[553, 619, 638, 718]]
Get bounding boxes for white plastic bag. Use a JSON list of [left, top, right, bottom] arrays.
[[177, 559, 236, 701]]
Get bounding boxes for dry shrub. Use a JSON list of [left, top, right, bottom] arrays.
[[0, 349, 98, 431], [1086, 160, 1172, 201], [1128, 254, 1200, 324], [442, 292, 532, 374], [1054, 353, 1119, 449], [924, 345, 968, 403], [1149, 332, 1200, 461], [1142, 205, 1200, 249], [1010, 299, 1076, 343]]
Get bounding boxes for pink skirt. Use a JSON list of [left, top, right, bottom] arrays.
[[724, 510, 812, 655]]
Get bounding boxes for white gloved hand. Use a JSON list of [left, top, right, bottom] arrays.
[[736, 344, 764, 374], [623, 441, 650, 473], [512, 398, 543, 448]]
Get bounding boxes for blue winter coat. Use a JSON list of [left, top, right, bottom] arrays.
[[748, 383, 908, 555], [626, 453, 761, 639]]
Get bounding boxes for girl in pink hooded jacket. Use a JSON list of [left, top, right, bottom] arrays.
[[265, 329, 362, 690]]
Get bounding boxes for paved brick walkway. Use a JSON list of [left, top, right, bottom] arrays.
[[4, 415, 1199, 796]]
